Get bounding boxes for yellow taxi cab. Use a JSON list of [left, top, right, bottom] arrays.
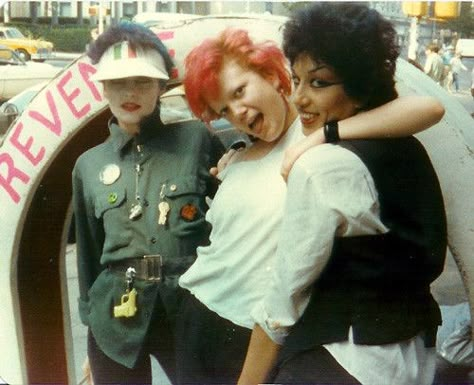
[[0, 26, 54, 61]]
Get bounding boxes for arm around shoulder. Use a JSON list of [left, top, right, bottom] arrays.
[[280, 95, 444, 181], [337, 95, 444, 140]]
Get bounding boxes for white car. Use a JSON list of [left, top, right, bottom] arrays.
[[456, 39, 474, 58], [0, 45, 60, 102], [0, 81, 46, 135]]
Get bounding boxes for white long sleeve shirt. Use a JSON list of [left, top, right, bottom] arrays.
[[251, 144, 436, 385]]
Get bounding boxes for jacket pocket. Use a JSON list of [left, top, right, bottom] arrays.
[[160, 176, 208, 237], [94, 188, 127, 218], [94, 188, 132, 252]]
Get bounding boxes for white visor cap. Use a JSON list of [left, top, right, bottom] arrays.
[[91, 41, 169, 81]]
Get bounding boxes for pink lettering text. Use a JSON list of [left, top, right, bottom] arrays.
[[28, 91, 62, 136], [9, 122, 45, 166], [78, 62, 102, 102], [57, 71, 91, 118], [0, 153, 30, 204]]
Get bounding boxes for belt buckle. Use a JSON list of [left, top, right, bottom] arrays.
[[142, 255, 162, 282]]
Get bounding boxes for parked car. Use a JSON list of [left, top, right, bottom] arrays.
[[456, 39, 474, 58], [0, 26, 54, 61], [0, 81, 46, 135], [0, 45, 60, 102]]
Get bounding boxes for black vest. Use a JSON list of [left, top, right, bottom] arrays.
[[281, 137, 447, 359]]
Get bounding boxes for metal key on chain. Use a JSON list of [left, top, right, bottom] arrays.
[[158, 201, 170, 225], [113, 267, 138, 318], [158, 184, 170, 225], [129, 164, 143, 221]]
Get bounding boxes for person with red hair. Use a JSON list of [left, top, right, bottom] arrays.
[[176, 26, 445, 384]]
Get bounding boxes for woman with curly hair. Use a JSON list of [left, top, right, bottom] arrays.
[[176, 4, 445, 385], [239, 3, 446, 384]]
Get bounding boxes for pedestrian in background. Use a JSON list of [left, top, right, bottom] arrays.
[[72, 22, 223, 385], [449, 52, 468, 93], [424, 43, 445, 85]]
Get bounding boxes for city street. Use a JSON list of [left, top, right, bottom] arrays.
[[46, 51, 82, 68], [449, 57, 474, 116]]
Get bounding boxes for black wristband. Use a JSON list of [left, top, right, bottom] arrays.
[[323, 121, 340, 143]]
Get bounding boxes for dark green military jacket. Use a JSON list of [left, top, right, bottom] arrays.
[[72, 116, 223, 368]]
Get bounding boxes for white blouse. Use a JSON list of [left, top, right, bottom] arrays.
[[179, 118, 304, 328]]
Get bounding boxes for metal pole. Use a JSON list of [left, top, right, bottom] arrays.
[[3, 1, 9, 23], [408, 16, 419, 62], [98, 0, 104, 34]]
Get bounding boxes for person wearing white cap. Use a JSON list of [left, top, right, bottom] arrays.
[[72, 22, 224, 385]]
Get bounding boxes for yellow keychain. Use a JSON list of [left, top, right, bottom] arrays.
[[114, 267, 138, 318], [114, 288, 137, 318]]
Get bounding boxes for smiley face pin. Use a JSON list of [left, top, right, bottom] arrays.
[[100, 164, 121, 185]]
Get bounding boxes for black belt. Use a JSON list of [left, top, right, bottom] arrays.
[[108, 254, 196, 282], [109, 255, 163, 282]]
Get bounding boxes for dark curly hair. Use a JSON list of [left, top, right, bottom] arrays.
[[87, 22, 174, 78], [283, 2, 400, 110]]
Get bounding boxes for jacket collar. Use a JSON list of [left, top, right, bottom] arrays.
[[108, 108, 164, 156]]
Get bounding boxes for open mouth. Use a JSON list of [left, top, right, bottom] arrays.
[[248, 113, 263, 134], [299, 111, 319, 126]]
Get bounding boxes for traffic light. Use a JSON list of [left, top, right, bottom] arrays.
[[402, 1, 460, 19], [88, 6, 97, 16], [434, 2, 460, 19], [402, 2, 428, 17]]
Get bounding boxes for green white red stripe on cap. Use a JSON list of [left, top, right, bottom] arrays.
[[91, 40, 170, 81], [113, 41, 137, 60]]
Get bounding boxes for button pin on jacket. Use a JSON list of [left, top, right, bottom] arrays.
[[108, 192, 118, 204], [100, 164, 121, 185]]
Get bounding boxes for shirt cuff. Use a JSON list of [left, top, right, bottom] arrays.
[[251, 302, 289, 345]]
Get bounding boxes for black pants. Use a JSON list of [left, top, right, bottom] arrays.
[[175, 292, 360, 385], [273, 346, 362, 384], [88, 298, 177, 385], [175, 291, 251, 384]]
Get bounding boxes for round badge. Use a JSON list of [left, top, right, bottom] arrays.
[[180, 204, 198, 221], [100, 164, 121, 185]]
